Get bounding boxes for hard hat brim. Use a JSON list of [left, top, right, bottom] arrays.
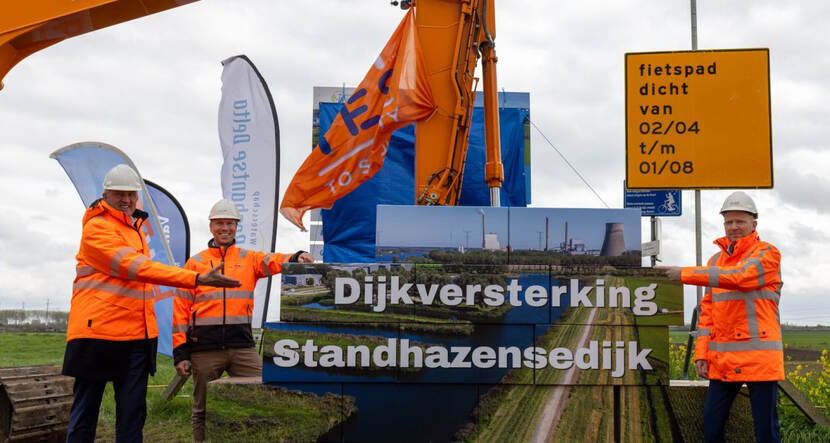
[[104, 185, 142, 191], [719, 209, 757, 215]]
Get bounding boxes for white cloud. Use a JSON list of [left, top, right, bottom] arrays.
[[1, 0, 828, 323]]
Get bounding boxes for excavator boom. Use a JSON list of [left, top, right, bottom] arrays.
[[2, 0, 504, 207], [411, 0, 503, 206], [0, 0, 199, 90]]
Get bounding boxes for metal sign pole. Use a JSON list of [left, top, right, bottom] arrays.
[[650, 216, 658, 267], [681, 0, 701, 380]]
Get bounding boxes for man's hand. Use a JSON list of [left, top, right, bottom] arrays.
[[175, 360, 191, 377], [196, 264, 241, 287], [654, 265, 682, 281], [695, 359, 708, 379], [295, 252, 313, 263]]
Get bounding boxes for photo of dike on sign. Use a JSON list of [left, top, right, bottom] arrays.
[[261, 206, 683, 442]]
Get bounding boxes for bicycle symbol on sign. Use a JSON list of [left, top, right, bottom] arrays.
[[658, 193, 677, 213]]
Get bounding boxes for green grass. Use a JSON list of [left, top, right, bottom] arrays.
[[466, 307, 593, 442], [0, 332, 354, 442], [280, 288, 331, 306], [0, 332, 66, 366], [6, 320, 830, 442], [280, 306, 475, 335], [671, 329, 830, 353], [93, 354, 194, 441], [467, 276, 682, 442], [783, 330, 830, 351], [282, 305, 468, 324], [206, 384, 354, 442], [315, 296, 514, 322], [669, 330, 693, 343], [637, 327, 670, 386], [0, 333, 196, 442], [622, 276, 684, 326], [779, 405, 830, 442]]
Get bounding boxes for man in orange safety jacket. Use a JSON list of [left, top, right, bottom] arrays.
[[172, 198, 312, 443], [63, 164, 240, 443], [658, 191, 782, 443]]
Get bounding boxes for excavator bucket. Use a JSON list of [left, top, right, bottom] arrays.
[[0, 0, 199, 90]]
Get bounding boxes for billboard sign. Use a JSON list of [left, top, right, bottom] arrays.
[[266, 262, 681, 441], [261, 206, 681, 441]]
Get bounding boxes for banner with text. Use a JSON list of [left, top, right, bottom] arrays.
[[218, 55, 280, 328], [280, 9, 436, 230], [144, 179, 191, 355]]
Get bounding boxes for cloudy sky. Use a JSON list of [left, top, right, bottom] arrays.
[[1, 1, 828, 324]]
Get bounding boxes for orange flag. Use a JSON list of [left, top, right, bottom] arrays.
[[280, 9, 436, 230]]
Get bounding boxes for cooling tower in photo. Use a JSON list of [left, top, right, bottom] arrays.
[[600, 222, 626, 256]]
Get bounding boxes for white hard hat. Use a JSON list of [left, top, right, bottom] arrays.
[[209, 199, 241, 220], [720, 191, 757, 216], [102, 164, 142, 191]]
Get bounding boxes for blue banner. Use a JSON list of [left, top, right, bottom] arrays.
[[319, 97, 530, 263], [144, 180, 190, 267], [144, 180, 191, 356], [51, 142, 179, 356]]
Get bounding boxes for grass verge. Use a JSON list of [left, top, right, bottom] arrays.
[[0, 332, 354, 442]]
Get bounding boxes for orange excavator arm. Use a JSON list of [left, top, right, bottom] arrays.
[[0, 0, 199, 90], [408, 0, 503, 206]]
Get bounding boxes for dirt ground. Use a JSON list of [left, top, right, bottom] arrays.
[[785, 348, 821, 361]]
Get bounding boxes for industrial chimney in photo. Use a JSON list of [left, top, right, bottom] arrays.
[[545, 216, 549, 251], [600, 222, 626, 256], [479, 208, 486, 249]]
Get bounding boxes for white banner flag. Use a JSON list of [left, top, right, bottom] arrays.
[[218, 55, 280, 328]]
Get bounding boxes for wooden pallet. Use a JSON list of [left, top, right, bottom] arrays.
[[0, 366, 73, 442]]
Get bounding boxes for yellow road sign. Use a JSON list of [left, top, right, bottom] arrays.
[[625, 49, 772, 189]]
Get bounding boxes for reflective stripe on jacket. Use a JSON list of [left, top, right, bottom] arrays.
[[67, 199, 200, 343], [682, 231, 783, 381], [171, 240, 289, 364]]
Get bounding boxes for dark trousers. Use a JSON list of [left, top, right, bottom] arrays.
[[66, 342, 150, 443], [703, 379, 780, 443]]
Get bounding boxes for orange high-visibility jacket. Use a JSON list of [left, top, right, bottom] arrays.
[[171, 241, 289, 364], [68, 199, 200, 343], [682, 231, 783, 381]]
